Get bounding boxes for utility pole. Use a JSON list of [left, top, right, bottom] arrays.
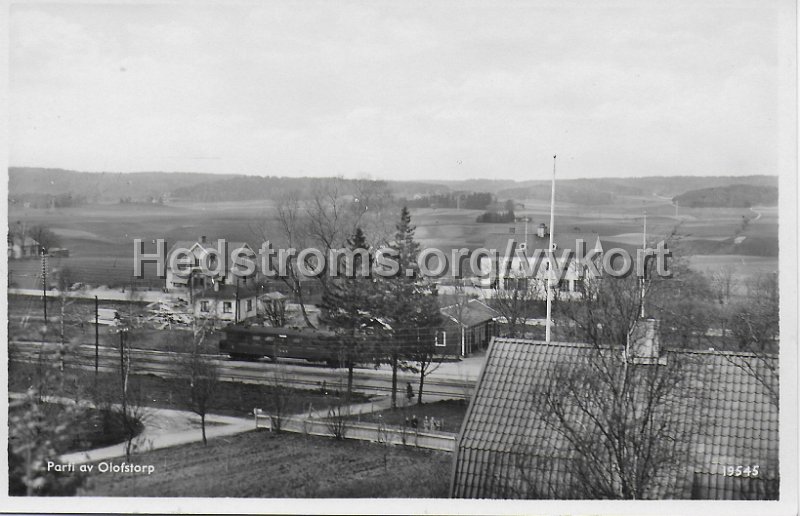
[[119, 328, 127, 416], [95, 295, 99, 376], [524, 217, 529, 252], [41, 248, 47, 324], [235, 276, 240, 323], [546, 155, 556, 343]]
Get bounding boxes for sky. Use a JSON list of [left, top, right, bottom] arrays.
[[8, 1, 792, 181]]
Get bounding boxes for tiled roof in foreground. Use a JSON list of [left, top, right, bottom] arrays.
[[451, 338, 778, 500]]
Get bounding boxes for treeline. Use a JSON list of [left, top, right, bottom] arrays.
[[498, 183, 617, 206], [8, 192, 87, 209], [673, 184, 778, 208], [476, 210, 516, 223], [401, 192, 494, 210]]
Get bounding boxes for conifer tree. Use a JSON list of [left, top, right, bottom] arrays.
[[319, 226, 374, 399], [375, 207, 442, 408]]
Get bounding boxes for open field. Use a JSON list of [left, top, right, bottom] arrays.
[[77, 431, 451, 497], [8, 189, 778, 290], [8, 200, 283, 289]]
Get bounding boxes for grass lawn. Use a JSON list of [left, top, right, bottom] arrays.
[[9, 362, 367, 420], [348, 399, 468, 434], [78, 431, 452, 497]]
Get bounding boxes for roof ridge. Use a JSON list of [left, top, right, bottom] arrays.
[[492, 337, 779, 360]]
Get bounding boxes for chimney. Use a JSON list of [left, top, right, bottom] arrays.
[[213, 280, 220, 292], [537, 223, 546, 238], [627, 318, 664, 365], [200, 235, 207, 244]]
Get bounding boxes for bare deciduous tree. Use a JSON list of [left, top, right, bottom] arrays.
[[268, 357, 293, 433], [514, 275, 706, 499], [179, 319, 220, 445], [403, 327, 444, 405], [726, 272, 779, 407], [272, 193, 315, 327], [485, 279, 542, 338], [519, 351, 702, 499], [325, 375, 350, 440], [260, 292, 287, 327]]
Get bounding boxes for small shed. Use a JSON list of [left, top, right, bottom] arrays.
[[439, 299, 499, 356]]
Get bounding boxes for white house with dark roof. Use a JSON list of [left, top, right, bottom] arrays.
[[166, 236, 255, 291], [479, 226, 606, 298], [193, 282, 258, 323], [7, 234, 41, 259]]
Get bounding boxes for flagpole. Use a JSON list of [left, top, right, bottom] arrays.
[[546, 155, 556, 343], [640, 209, 647, 318]]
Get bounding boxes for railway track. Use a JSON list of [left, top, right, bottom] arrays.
[[9, 341, 474, 400]]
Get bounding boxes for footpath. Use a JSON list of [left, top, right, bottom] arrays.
[[11, 391, 456, 465], [9, 392, 253, 464]]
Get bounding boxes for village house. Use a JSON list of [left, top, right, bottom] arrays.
[[450, 320, 779, 500], [193, 282, 258, 323], [166, 236, 256, 291], [479, 223, 610, 298], [438, 298, 499, 356], [7, 234, 41, 260]]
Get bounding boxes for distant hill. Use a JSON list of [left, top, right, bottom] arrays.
[[673, 184, 778, 208], [8, 167, 779, 206], [8, 168, 219, 204], [8, 167, 449, 204], [496, 175, 778, 205]]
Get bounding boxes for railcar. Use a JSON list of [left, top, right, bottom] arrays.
[[219, 324, 346, 366], [220, 323, 455, 366]]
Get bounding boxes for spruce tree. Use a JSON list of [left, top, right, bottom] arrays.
[[375, 207, 442, 408], [318, 226, 374, 399]]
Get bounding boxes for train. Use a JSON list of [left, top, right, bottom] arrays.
[[219, 324, 359, 366], [219, 323, 452, 365]]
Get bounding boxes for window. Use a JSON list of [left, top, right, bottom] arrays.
[[200, 301, 210, 313], [223, 302, 232, 313], [504, 277, 528, 291], [435, 330, 447, 347], [246, 299, 253, 312]]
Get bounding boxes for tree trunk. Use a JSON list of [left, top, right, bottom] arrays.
[[347, 364, 354, 402], [391, 353, 398, 409], [201, 413, 207, 445], [418, 368, 425, 405], [292, 279, 315, 328]]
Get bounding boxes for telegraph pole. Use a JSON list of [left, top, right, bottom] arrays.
[[545, 155, 556, 343], [41, 248, 48, 324], [95, 295, 99, 376], [235, 277, 240, 323]]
